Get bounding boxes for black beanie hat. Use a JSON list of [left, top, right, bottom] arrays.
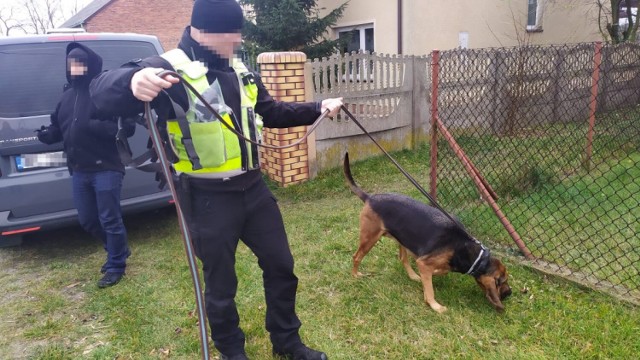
[[191, 0, 244, 33]]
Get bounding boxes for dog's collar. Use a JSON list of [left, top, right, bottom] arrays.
[[466, 241, 491, 277]]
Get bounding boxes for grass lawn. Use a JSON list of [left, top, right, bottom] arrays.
[[0, 147, 638, 359]]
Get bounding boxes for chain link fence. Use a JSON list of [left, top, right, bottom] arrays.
[[432, 43, 640, 303], [306, 44, 639, 302]]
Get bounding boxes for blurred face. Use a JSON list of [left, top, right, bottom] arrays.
[[68, 58, 88, 76], [191, 27, 242, 59]]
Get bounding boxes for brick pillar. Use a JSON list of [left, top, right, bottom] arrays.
[[257, 52, 314, 187]]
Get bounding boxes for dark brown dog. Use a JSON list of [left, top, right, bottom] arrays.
[[344, 153, 511, 313]]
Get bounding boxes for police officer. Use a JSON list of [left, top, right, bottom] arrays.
[[90, 0, 342, 359]]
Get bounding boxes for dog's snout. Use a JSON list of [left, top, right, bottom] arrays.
[[501, 286, 512, 300]]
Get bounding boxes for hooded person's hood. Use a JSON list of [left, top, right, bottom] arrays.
[[66, 42, 102, 86]]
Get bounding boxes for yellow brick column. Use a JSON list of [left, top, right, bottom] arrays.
[[257, 52, 315, 187]]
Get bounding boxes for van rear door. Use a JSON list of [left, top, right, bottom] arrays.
[[0, 37, 161, 226]]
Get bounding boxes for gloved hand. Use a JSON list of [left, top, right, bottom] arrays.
[[119, 115, 138, 138], [321, 97, 344, 118], [35, 124, 62, 144], [35, 125, 50, 142]]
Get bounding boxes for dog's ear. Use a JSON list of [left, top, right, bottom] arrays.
[[476, 275, 505, 312], [476, 258, 510, 312]]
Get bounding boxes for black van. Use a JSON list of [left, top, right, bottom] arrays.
[[0, 32, 172, 247]]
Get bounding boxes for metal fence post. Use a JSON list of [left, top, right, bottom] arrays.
[[430, 49, 440, 200], [584, 41, 602, 171]]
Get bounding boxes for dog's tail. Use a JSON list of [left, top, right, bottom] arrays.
[[343, 152, 369, 202]]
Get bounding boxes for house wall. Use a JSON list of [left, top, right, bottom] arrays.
[[321, 0, 397, 54], [83, 0, 193, 51], [319, 0, 602, 55]]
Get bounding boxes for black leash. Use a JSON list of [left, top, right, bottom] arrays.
[[141, 72, 483, 359], [337, 107, 490, 275], [136, 72, 329, 360], [159, 69, 466, 228], [338, 105, 465, 228], [143, 102, 210, 360], [156, 70, 330, 149]]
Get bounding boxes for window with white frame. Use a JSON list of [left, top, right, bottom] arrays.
[[337, 24, 374, 54], [527, 0, 544, 31], [337, 24, 375, 82]]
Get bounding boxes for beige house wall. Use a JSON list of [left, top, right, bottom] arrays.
[[319, 0, 602, 55]]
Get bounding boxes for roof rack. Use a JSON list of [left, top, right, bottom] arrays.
[[45, 27, 86, 34]]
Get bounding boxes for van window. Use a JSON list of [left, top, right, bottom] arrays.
[[0, 40, 157, 118]]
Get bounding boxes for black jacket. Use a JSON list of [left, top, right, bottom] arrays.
[[37, 42, 133, 174], [90, 26, 322, 131]]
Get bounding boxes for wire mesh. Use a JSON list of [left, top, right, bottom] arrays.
[[433, 43, 640, 303]]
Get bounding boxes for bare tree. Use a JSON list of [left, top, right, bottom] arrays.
[[0, 6, 25, 36], [21, 0, 62, 34], [60, 0, 86, 23], [596, 0, 640, 43], [0, 0, 86, 35]]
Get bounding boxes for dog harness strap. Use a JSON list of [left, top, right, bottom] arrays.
[[466, 249, 484, 275], [466, 243, 490, 275]]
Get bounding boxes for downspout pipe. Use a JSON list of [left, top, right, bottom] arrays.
[[398, 0, 403, 54]]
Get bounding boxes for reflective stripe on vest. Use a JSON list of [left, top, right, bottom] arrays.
[[160, 49, 262, 175]]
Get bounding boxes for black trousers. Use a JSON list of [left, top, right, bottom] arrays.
[[176, 171, 303, 356]]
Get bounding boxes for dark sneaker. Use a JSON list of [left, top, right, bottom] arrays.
[[273, 345, 328, 360], [101, 249, 131, 274], [220, 353, 249, 360], [97, 272, 124, 288]]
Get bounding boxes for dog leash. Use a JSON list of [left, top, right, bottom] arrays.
[[143, 101, 210, 360], [338, 106, 491, 273], [139, 71, 330, 359], [157, 70, 463, 219], [160, 68, 476, 234], [156, 70, 330, 150], [143, 73, 488, 358], [339, 106, 468, 228]]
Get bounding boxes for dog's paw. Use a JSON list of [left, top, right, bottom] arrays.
[[408, 273, 421, 282], [429, 303, 448, 313], [351, 271, 365, 278], [435, 306, 448, 314]]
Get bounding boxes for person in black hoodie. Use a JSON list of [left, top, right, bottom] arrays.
[[90, 0, 342, 359], [37, 42, 133, 288]]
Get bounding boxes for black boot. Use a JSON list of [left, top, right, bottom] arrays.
[[273, 344, 328, 360], [97, 272, 124, 288]]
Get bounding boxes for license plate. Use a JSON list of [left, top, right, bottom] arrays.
[[15, 151, 66, 171]]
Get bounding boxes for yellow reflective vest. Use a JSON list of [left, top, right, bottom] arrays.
[[160, 49, 262, 176]]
